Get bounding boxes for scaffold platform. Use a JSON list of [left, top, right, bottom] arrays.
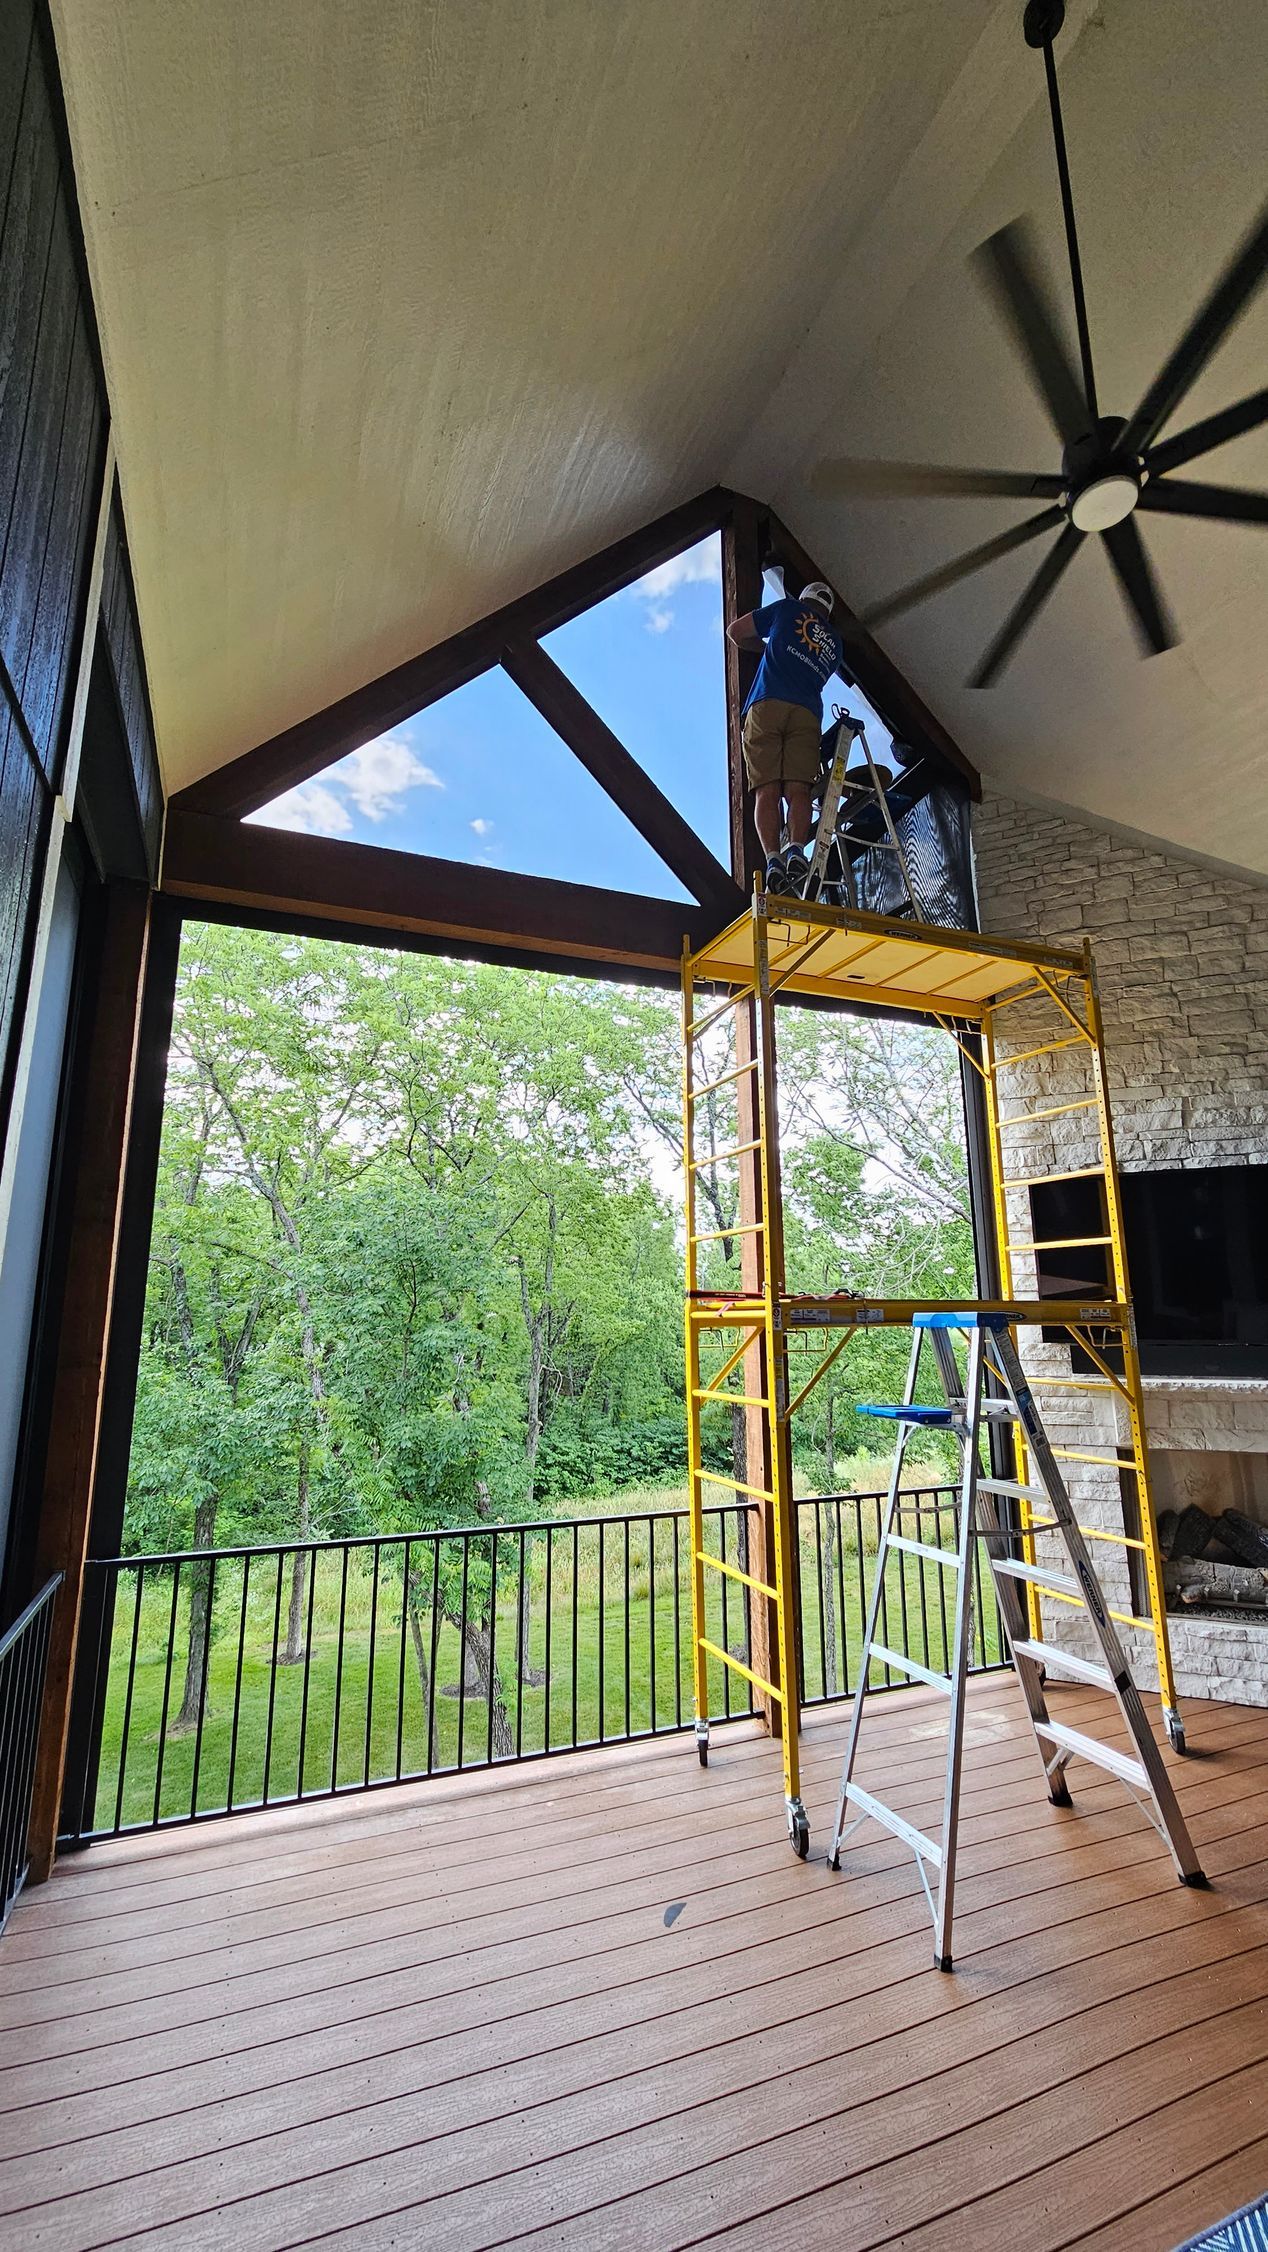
[[681, 891, 1181, 1857]]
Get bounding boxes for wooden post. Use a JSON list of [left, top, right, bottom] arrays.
[[25, 883, 153, 1880], [721, 498, 795, 1731]]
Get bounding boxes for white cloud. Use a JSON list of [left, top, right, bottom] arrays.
[[249, 729, 443, 840], [628, 535, 721, 632], [470, 816, 493, 837], [331, 735, 442, 822], [247, 782, 353, 839]]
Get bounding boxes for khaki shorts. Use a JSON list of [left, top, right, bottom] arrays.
[[742, 698, 822, 789]]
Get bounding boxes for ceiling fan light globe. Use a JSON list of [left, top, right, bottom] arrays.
[[1069, 474, 1140, 532]]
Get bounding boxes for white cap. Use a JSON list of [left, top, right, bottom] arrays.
[[799, 581, 834, 612]]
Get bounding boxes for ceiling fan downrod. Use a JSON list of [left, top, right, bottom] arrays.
[[1024, 0, 1147, 531]]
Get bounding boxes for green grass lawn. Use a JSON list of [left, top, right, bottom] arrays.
[[87, 1476, 1004, 1835]]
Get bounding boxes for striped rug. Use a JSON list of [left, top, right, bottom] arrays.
[[1177, 2194, 1268, 2251]]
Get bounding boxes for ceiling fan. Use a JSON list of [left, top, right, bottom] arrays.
[[815, 0, 1268, 687]]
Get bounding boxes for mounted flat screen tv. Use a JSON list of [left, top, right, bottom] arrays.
[[1029, 1163, 1268, 1379]]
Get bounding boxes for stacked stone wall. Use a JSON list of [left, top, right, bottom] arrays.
[[971, 794, 1268, 1698]]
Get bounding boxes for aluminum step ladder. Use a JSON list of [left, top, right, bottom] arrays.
[[827, 1311, 1205, 1971], [804, 709, 918, 912]]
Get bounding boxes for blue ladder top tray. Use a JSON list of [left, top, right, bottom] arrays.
[[858, 1404, 955, 1425], [912, 1310, 1009, 1330]]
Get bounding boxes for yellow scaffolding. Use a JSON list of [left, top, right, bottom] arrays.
[[682, 891, 1182, 1852]]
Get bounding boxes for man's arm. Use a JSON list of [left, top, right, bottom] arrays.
[[726, 611, 766, 652]]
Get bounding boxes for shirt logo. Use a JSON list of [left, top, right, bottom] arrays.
[[794, 610, 837, 668]]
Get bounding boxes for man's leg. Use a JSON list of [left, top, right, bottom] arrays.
[[784, 783, 813, 849], [753, 782, 785, 861]]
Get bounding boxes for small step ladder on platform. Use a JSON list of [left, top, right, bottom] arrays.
[[827, 1311, 1205, 1971], [804, 709, 918, 912]]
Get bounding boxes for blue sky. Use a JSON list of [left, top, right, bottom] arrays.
[[249, 537, 897, 897]]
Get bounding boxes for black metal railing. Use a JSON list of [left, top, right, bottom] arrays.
[[63, 1486, 1006, 1843], [1, 1575, 61, 1933]]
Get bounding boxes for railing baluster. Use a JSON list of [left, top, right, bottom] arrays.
[[647, 1515, 657, 1734], [623, 1517, 631, 1741], [915, 1493, 933, 1672], [187, 1554, 217, 1822], [672, 1512, 682, 1727], [598, 1520, 606, 1745], [112, 1564, 145, 1835], [457, 1533, 471, 1770], [151, 1564, 182, 1827], [813, 1501, 828, 1704], [426, 1536, 442, 1776], [365, 1540, 381, 1789], [571, 1521, 579, 1750], [515, 1525, 526, 1760], [835, 1497, 849, 1699], [543, 1527, 554, 1755], [296, 1545, 319, 1800], [396, 1538, 411, 1784], [226, 1557, 251, 1813], [330, 1545, 351, 1794], [262, 1551, 285, 1807], [487, 1529, 498, 1769]]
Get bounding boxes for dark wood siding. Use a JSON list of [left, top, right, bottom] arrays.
[[0, 1, 117, 1154], [99, 498, 161, 879]]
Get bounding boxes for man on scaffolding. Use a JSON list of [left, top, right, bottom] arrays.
[[727, 580, 845, 897]]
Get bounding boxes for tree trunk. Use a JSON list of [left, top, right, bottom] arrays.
[[281, 1434, 311, 1665], [460, 1618, 515, 1759], [171, 1495, 217, 1734], [405, 1570, 436, 1766]]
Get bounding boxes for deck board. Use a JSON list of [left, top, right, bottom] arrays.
[[2, 1681, 1267, 2250]]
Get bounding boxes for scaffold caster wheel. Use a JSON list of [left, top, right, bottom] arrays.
[[787, 1803, 810, 1859], [1166, 1710, 1187, 1756], [695, 1722, 709, 1768]]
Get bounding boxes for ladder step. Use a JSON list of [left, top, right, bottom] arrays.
[[888, 1535, 961, 1570], [1011, 1638, 1116, 1692], [977, 1477, 1048, 1503], [870, 1645, 953, 1692], [1034, 1719, 1148, 1793], [844, 1782, 944, 1867], [991, 1557, 1082, 1600]]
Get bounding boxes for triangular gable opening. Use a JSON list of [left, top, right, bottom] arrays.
[[246, 663, 695, 903], [542, 532, 729, 868]]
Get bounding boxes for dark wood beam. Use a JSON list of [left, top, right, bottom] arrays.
[[500, 640, 741, 917], [762, 506, 981, 801], [27, 883, 152, 1883], [176, 488, 733, 822], [721, 494, 767, 890], [162, 809, 719, 977]]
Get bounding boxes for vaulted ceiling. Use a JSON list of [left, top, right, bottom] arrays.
[[52, 0, 1268, 871]]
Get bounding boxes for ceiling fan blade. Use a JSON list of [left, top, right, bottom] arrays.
[[815, 457, 1064, 502], [1146, 386, 1268, 476], [1121, 202, 1268, 458], [1137, 478, 1268, 526], [1101, 518, 1177, 656], [968, 524, 1083, 689], [863, 507, 1066, 628], [972, 220, 1091, 447]]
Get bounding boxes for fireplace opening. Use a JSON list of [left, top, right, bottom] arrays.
[[1151, 1450, 1268, 1623]]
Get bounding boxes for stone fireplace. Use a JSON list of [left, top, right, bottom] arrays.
[[971, 791, 1268, 1708]]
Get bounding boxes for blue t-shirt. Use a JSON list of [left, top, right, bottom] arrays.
[[743, 598, 844, 719]]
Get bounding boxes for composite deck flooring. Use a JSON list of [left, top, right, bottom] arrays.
[[2, 1678, 1268, 2249]]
